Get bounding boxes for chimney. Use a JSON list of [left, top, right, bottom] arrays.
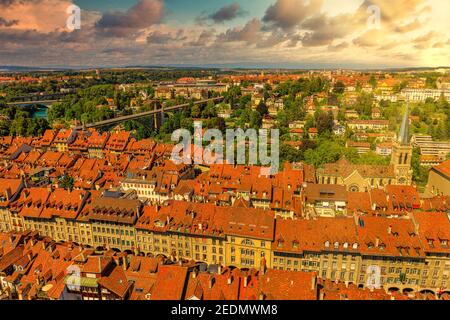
[[227, 275, 233, 285], [258, 293, 265, 300], [244, 276, 249, 288], [217, 265, 222, 275], [192, 269, 197, 279], [208, 277, 215, 289], [311, 276, 317, 290], [375, 237, 380, 248], [319, 291, 325, 300], [136, 205, 141, 218], [122, 255, 128, 271], [260, 257, 267, 276], [387, 225, 392, 234]]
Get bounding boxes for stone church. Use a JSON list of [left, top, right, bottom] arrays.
[[316, 107, 413, 192]]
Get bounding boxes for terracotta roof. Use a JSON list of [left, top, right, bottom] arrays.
[[414, 212, 450, 254], [433, 159, 450, 178], [258, 269, 317, 300], [357, 216, 423, 257], [98, 265, 132, 298], [88, 196, 141, 225], [273, 217, 358, 254], [320, 157, 395, 178], [150, 265, 188, 300]]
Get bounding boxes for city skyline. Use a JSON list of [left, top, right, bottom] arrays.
[[0, 0, 449, 68]]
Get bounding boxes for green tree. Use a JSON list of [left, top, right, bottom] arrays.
[[315, 111, 334, 135], [256, 101, 268, 116], [333, 81, 346, 94], [369, 75, 377, 89], [59, 175, 74, 191], [191, 105, 201, 118]]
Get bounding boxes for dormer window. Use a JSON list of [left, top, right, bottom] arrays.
[[379, 244, 386, 250], [324, 241, 330, 248], [334, 242, 339, 249], [427, 239, 434, 247], [352, 243, 358, 250], [343, 242, 349, 249], [277, 239, 284, 248], [441, 239, 448, 247]]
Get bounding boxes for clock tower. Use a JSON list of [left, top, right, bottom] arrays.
[[391, 105, 413, 185]]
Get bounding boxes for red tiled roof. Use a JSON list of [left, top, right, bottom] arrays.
[[433, 159, 450, 178], [150, 265, 188, 300]]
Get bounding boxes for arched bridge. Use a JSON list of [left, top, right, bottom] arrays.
[[75, 96, 224, 130], [6, 93, 67, 107], [7, 99, 61, 108]]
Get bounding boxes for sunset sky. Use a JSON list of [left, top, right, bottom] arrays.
[[0, 0, 449, 68]]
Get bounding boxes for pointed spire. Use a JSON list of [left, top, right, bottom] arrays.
[[398, 104, 410, 145]]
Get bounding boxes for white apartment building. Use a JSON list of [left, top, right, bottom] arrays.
[[401, 89, 450, 102]]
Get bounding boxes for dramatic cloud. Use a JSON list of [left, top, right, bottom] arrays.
[[95, 0, 164, 37], [0, 0, 448, 68], [352, 29, 386, 47], [263, 0, 324, 30], [412, 31, 438, 49], [357, 0, 431, 26], [147, 29, 187, 45], [217, 18, 262, 44], [394, 19, 423, 33], [198, 3, 246, 24], [0, 17, 18, 27], [187, 29, 216, 47], [300, 13, 355, 47], [0, 0, 75, 32], [328, 42, 349, 51]]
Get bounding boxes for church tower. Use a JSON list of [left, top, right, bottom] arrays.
[[391, 105, 413, 185]]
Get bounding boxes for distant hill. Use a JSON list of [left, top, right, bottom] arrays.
[[0, 64, 448, 73]]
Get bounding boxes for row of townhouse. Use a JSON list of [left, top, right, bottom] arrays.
[[155, 84, 228, 100], [0, 181, 449, 295], [5, 231, 440, 300], [1, 128, 164, 160]]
